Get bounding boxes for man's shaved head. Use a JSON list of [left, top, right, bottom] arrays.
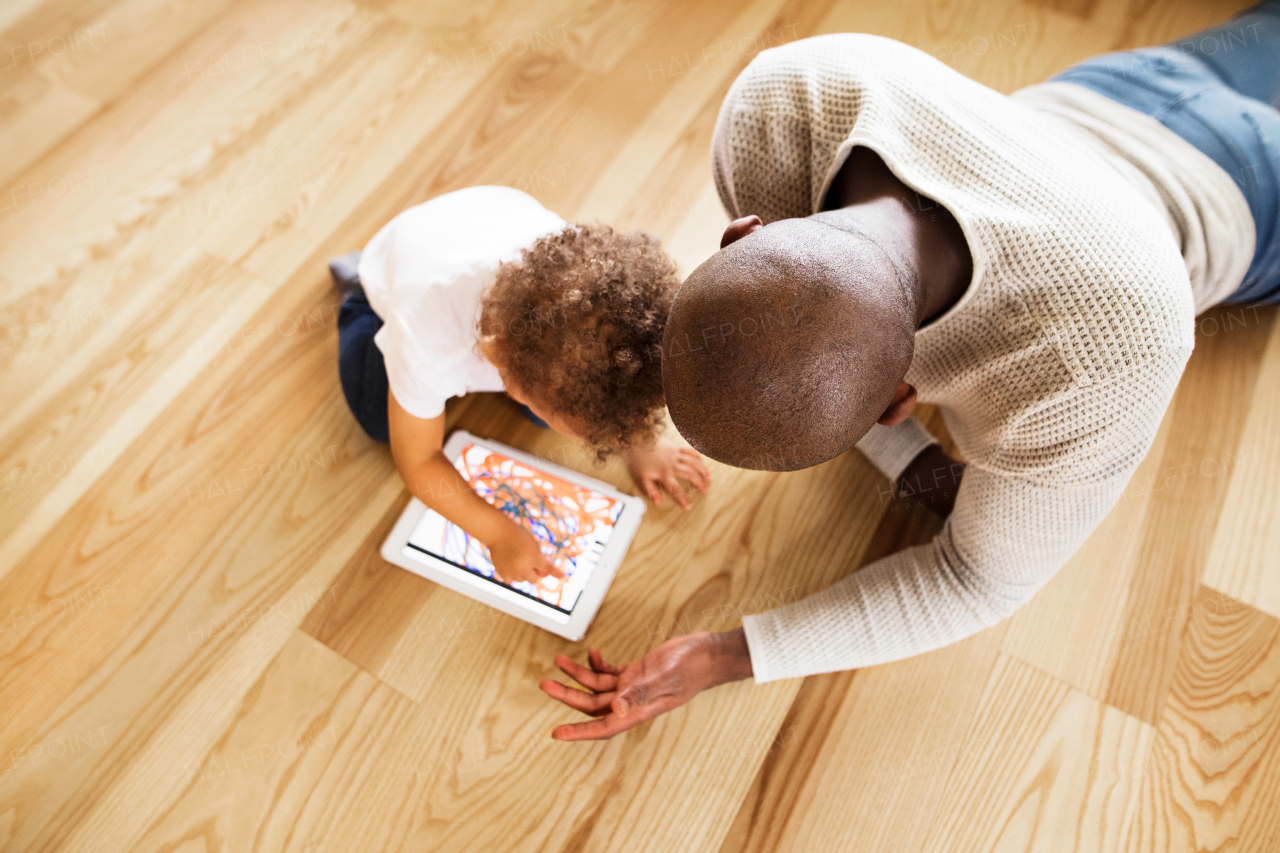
[[662, 218, 916, 471]]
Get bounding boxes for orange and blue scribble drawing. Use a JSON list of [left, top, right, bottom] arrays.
[[434, 444, 622, 611]]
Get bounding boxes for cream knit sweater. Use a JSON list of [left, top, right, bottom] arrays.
[[717, 34, 1254, 683]]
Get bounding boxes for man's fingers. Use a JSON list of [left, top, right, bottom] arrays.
[[588, 647, 623, 675], [555, 654, 618, 692], [551, 692, 676, 740], [539, 679, 614, 716], [551, 713, 636, 741]]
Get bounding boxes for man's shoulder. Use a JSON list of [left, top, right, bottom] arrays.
[[952, 253, 1195, 395], [737, 33, 932, 75], [1015, 224, 1196, 385], [724, 33, 952, 110], [917, 261, 1194, 485]]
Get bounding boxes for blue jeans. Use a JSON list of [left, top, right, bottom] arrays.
[[1051, 0, 1280, 303], [336, 283, 547, 443], [337, 285, 392, 443]]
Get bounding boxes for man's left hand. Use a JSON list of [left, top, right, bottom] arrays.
[[541, 629, 753, 741]]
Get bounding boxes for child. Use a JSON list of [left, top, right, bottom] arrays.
[[331, 185, 709, 591]]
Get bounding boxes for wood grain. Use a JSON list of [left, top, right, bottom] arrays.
[[1203, 311, 1280, 620], [1126, 586, 1280, 852], [0, 0, 1274, 851], [922, 653, 1154, 853], [1103, 305, 1276, 726]]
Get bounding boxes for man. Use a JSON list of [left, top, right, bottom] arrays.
[[541, 4, 1279, 740]]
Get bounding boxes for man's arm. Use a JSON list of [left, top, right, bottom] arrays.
[[739, 464, 1115, 681], [543, 353, 1186, 736]]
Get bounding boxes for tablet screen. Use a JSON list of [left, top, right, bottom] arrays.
[[405, 442, 624, 615]]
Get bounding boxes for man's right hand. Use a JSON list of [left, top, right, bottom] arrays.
[[488, 525, 565, 589], [895, 444, 965, 518]]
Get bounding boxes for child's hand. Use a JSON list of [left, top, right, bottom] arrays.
[[489, 526, 565, 589], [627, 439, 710, 509]]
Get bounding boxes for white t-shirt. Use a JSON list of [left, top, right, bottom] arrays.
[[357, 186, 565, 419]]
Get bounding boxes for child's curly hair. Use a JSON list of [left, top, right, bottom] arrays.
[[478, 222, 679, 458]]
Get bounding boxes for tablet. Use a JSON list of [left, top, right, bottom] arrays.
[[381, 431, 646, 641]]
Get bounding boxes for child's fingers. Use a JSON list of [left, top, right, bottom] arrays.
[[678, 461, 708, 493], [645, 479, 663, 505], [680, 447, 709, 473], [664, 476, 691, 509], [679, 454, 711, 490]]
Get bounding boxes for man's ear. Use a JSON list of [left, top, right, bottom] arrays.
[[877, 383, 917, 426], [720, 215, 764, 249]]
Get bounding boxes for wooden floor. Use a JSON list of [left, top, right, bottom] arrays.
[[2, 0, 1278, 850]]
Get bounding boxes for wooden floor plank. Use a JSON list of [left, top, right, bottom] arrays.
[[0, 274, 400, 846], [719, 583, 1008, 852], [0, 72, 99, 190], [921, 653, 1154, 853], [0, 1, 1276, 851], [0, 254, 287, 577], [33, 0, 242, 104], [129, 631, 416, 853], [575, 0, 823, 229], [1125, 587, 1280, 852], [0, 0, 386, 410], [1103, 306, 1277, 726], [1202, 311, 1280, 620]]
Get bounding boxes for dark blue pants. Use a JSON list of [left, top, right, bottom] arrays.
[[1051, 1, 1280, 303], [336, 282, 548, 443], [337, 285, 392, 443]]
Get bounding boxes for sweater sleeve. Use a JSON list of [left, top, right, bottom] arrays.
[[740, 349, 1190, 682], [854, 417, 938, 483], [741, 466, 1117, 681]]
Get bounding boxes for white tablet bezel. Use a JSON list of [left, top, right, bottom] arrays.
[[380, 430, 646, 641]]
